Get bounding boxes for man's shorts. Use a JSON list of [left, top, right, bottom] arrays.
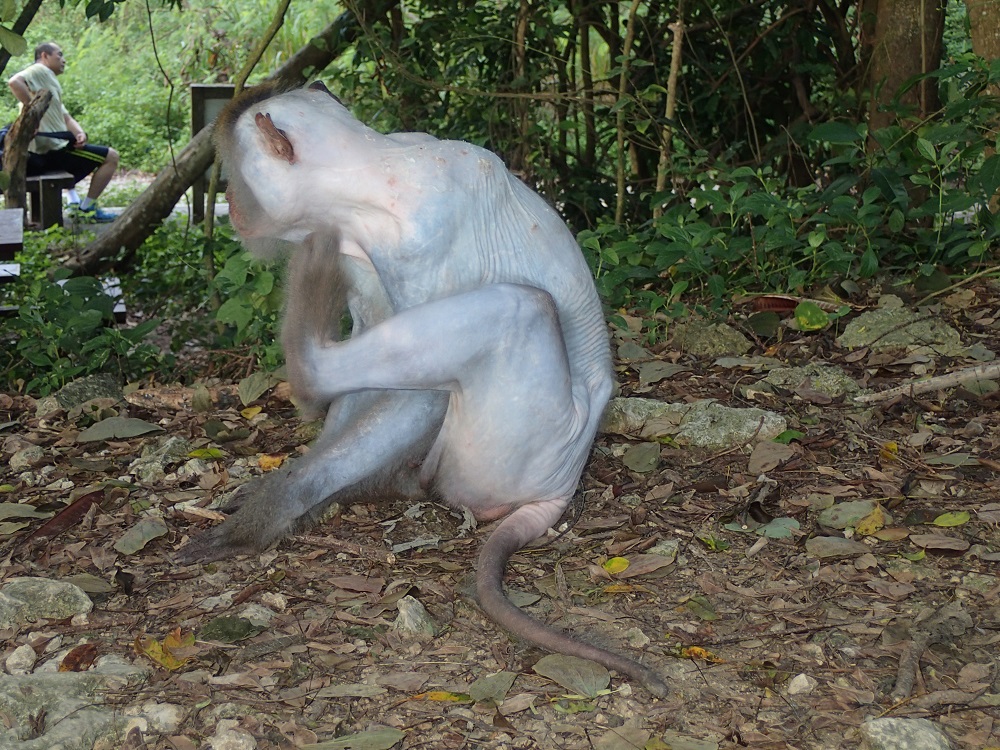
[[27, 144, 110, 184]]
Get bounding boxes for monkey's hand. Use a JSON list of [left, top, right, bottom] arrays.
[[281, 233, 348, 420]]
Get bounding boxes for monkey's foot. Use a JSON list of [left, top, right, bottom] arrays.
[[176, 474, 297, 563]]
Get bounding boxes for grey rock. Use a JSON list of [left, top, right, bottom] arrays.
[[393, 595, 438, 636], [859, 717, 952, 750], [0, 656, 148, 750], [754, 364, 859, 399], [672, 319, 752, 357], [126, 702, 185, 734], [4, 644, 37, 675], [8, 445, 45, 472], [128, 435, 194, 483], [787, 673, 818, 695], [206, 720, 257, 750], [837, 304, 967, 357], [0, 578, 93, 628], [602, 397, 786, 451], [53, 374, 123, 411]]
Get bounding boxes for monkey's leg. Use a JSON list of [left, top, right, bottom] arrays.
[[179, 389, 446, 562], [300, 281, 595, 502]]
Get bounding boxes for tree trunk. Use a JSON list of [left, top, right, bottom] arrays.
[[965, 0, 1000, 79], [67, 4, 396, 275], [863, 0, 946, 133], [965, 0, 1000, 208], [3, 89, 52, 222]]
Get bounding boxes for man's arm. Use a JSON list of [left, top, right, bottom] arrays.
[[8, 75, 31, 106], [64, 112, 86, 146]]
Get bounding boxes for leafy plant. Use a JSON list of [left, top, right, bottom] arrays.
[[212, 244, 284, 371], [580, 56, 1000, 331], [0, 272, 165, 394]]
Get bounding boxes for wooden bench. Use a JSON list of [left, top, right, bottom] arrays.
[[0, 207, 124, 321], [0, 207, 23, 315], [26, 171, 76, 228], [0, 207, 23, 262]]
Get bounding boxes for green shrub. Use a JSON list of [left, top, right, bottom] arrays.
[[212, 243, 284, 372], [582, 55, 1000, 326], [0, 272, 165, 395]]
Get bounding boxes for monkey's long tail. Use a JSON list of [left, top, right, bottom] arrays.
[[476, 509, 669, 698]]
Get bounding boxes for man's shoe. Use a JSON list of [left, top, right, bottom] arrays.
[[74, 204, 116, 223]]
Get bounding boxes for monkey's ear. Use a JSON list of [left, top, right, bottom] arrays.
[[255, 112, 296, 164]]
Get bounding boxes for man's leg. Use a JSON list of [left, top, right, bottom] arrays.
[[84, 146, 119, 201], [54, 145, 119, 220]]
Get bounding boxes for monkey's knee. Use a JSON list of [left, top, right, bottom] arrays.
[[481, 284, 559, 345]]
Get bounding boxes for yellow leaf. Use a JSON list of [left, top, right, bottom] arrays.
[[855, 504, 886, 536], [601, 556, 630, 575], [134, 629, 197, 671], [603, 583, 647, 594], [258, 453, 287, 472], [682, 646, 723, 663], [163, 628, 196, 650], [413, 691, 471, 702], [241, 405, 262, 420], [879, 441, 898, 461]]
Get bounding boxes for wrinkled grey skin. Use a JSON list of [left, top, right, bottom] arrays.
[[181, 82, 666, 697]]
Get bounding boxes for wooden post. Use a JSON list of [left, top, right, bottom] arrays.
[[3, 89, 52, 224]]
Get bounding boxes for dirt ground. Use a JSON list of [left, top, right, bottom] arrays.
[[1, 281, 999, 750]]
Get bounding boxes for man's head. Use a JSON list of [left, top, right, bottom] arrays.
[[34, 43, 65, 75]]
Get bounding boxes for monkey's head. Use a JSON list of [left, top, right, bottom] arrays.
[[216, 82, 381, 248]]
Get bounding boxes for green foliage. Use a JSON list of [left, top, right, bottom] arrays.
[[0, 272, 165, 394], [212, 243, 284, 372], [582, 56, 1000, 319], [0, 0, 995, 394], [127, 222, 284, 373], [0, 220, 290, 396], [1, 0, 341, 171]]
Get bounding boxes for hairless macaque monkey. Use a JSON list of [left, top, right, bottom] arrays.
[[180, 81, 667, 697]]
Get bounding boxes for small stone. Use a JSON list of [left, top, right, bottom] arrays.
[[9, 444, 45, 471], [393, 595, 438, 636], [0, 577, 93, 628], [209, 721, 257, 750], [238, 603, 276, 627], [623, 627, 651, 649], [260, 592, 287, 611], [5, 643, 37, 674], [799, 643, 825, 664], [140, 701, 185, 733], [787, 673, 818, 695]]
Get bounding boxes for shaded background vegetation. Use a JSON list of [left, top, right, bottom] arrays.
[[1, 0, 998, 393]]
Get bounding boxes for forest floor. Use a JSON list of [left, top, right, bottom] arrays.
[[1, 276, 999, 750]]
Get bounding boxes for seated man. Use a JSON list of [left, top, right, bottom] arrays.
[[8, 42, 120, 222]]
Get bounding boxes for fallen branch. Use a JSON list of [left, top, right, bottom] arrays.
[[854, 362, 1000, 404]]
